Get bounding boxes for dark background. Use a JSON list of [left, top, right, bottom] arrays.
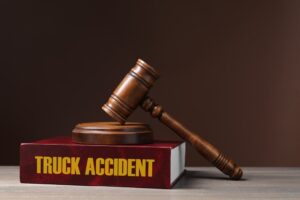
[[1, 0, 300, 166]]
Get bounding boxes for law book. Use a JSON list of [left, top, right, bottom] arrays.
[[20, 136, 186, 189]]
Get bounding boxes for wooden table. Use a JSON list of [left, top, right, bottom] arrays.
[[0, 166, 299, 199]]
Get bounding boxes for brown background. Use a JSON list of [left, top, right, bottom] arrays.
[[1, 0, 300, 166]]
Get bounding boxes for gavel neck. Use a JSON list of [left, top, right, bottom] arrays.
[[141, 96, 164, 119]]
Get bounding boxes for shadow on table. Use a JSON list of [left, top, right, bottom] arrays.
[[173, 169, 246, 189]]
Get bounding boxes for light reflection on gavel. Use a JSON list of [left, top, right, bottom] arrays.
[[102, 59, 243, 180]]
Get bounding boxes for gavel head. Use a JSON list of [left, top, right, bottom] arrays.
[[102, 59, 160, 124]]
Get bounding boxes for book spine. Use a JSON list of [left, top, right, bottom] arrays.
[[20, 143, 171, 188]]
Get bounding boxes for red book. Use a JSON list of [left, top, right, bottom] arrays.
[[20, 136, 186, 189]]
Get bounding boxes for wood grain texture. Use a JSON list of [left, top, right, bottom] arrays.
[[72, 122, 153, 144], [0, 167, 299, 200], [102, 59, 242, 179], [141, 96, 242, 179]]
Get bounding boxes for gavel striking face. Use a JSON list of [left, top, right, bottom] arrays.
[[102, 59, 243, 180]]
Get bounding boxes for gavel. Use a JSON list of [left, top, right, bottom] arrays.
[[102, 59, 243, 180]]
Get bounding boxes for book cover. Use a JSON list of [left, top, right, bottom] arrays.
[[20, 136, 186, 189]]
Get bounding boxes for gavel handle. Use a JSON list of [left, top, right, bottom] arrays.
[[141, 96, 243, 180]]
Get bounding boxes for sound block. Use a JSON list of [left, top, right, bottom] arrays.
[[72, 122, 153, 145]]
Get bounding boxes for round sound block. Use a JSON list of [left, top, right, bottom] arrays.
[[72, 122, 153, 145]]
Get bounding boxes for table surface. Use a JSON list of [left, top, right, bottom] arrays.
[[0, 166, 299, 200]]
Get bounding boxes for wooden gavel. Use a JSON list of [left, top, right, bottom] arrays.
[[102, 59, 243, 180]]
